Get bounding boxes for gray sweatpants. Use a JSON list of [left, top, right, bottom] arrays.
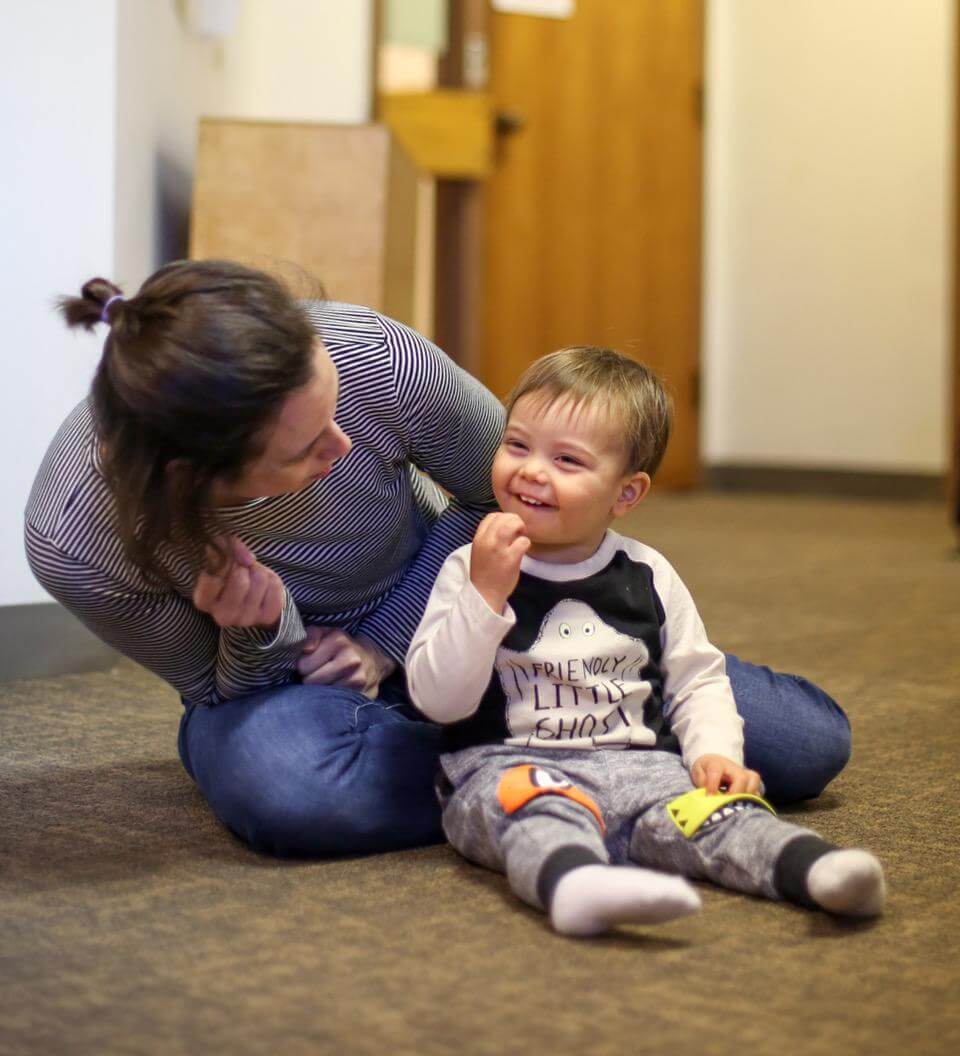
[[439, 745, 825, 912]]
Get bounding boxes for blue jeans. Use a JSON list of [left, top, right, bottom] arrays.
[[178, 655, 850, 857]]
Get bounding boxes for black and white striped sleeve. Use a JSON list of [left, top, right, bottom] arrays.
[[353, 316, 504, 664], [24, 526, 306, 706]]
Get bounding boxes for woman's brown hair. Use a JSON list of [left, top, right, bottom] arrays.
[[58, 260, 318, 583]]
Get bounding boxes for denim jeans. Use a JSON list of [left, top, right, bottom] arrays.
[[178, 655, 850, 857]]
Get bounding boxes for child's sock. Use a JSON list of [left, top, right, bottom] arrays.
[[774, 835, 886, 917], [806, 849, 886, 918], [549, 864, 701, 937]]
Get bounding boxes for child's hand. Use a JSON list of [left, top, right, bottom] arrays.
[[690, 754, 763, 796], [470, 513, 531, 613]]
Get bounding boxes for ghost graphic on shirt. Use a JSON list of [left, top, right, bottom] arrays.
[[495, 599, 654, 748]]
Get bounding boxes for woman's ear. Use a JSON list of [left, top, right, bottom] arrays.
[[612, 471, 652, 517]]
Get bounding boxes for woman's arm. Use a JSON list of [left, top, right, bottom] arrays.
[[25, 525, 306, 705], [353, 316, 505, 665]]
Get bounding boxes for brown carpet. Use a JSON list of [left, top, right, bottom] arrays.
[[2, 493, 958, 1056]]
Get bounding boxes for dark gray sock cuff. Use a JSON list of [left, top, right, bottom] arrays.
[[536, 845, 606, 910], [774, 834, 838, 907]]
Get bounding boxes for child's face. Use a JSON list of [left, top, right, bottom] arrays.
[[492, 392, 650, 562]]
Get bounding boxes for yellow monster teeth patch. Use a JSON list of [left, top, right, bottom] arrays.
[[667, 787, 775, 839]]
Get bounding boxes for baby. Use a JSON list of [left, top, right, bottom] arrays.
[[406, 346, 884, 936]]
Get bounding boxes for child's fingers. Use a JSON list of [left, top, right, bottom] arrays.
[[474, 514, 512, 551], [489, 514, 526, 546], [723, 770, 746, 794], [739, 769, 763, 795], [720, 767, 762, 795], [500, 513, 528, 536], [703, 761, 725, 794], [475, 516, 527, 560], [506, 535, 531, 562], [473, 513, 500, 542]]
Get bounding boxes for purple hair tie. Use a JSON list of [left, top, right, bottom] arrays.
[[101, 294, 124, 323]]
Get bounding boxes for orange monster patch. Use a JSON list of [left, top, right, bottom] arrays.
[[496, 765, 605, 832]]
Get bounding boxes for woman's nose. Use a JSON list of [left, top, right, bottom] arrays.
[[333, 422, 352, 459]]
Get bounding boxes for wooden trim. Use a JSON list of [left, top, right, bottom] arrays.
[[437, 0, 464, 86], [704, 465, 946, 502], [953, 0, 960, 528], [370, 0, 384, 120], [433, 0, 490, 372]]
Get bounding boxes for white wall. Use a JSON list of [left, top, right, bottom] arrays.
[[196, 0, 373, 127], [5, 0, 372, 608], [1, 3, 117, 606], [703, 0, 953, 473], [116, 0, 374, 289]]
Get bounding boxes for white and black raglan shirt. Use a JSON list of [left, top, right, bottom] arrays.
[[406, 531, 744, 769], [25, 303, 503, 706]]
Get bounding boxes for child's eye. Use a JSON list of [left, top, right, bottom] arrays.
[[557, 455, 583, 467], [504, 439, 527, 452]]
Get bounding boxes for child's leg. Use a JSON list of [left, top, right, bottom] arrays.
[[620, 753, 884, 917], [440, 750, 700, 936]]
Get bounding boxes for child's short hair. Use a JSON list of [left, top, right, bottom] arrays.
[[505, 346, 673, 477]]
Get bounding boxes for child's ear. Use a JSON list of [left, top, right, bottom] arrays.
[[612, 471, 652, 517]]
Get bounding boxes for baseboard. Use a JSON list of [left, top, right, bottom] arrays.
[[0, 603, 119, 682], [703, 464, 947, 501]]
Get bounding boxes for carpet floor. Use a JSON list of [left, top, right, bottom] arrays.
[[1, 493, 958, 1056]]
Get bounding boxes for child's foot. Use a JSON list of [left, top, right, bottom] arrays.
[[807, 849, 886, 917], [549, 864, 701, 937]]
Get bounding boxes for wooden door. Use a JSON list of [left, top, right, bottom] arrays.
[[481, 1, 704, 487]]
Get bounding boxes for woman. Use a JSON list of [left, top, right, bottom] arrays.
[[26, 260, 850, 856]]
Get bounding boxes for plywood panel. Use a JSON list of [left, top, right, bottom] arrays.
[[190, 120, 420, 325]]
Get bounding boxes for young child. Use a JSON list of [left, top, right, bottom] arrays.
[[406, 347, 885, 937]]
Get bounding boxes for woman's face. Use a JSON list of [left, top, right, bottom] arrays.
[[212, 341, 352, 504]]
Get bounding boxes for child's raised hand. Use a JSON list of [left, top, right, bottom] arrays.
[[470, 512, 531, 614], [690, 754, 763, 796]]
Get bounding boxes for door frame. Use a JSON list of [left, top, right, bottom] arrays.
[[953, 0, 959, 528]]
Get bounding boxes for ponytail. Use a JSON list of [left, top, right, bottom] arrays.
[[57, 277, 124, 331]]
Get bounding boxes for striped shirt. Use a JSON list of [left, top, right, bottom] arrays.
[[25, 303, 504, 706]]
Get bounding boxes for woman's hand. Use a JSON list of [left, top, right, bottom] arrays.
[[690, 754, 763, 796], [470, 512, 530, 614], [297, 628, 395, 698], [192, 537, 285, 631]]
